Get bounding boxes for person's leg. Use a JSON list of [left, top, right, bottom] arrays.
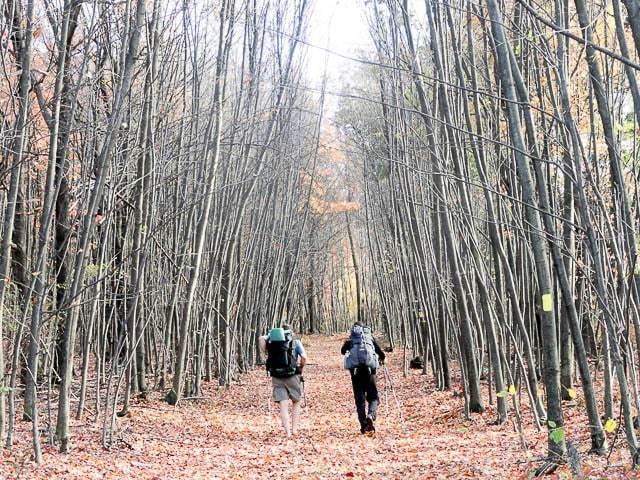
[[366, 373, 379, 422], [291, 399, 301, 435], [273, 379, 291, 437], [279, 400, 291, 437], [351, 372, 367, 432], [284, 375, 303, 435]]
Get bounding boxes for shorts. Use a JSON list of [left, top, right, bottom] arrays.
[[272, 375, 302, 402]]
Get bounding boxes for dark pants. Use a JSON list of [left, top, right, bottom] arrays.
[[350, 368, 379, 430]]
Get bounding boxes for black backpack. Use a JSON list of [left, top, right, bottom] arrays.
[[265, 329, 297, 378]]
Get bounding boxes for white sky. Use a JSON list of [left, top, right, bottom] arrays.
[[303, 0, 427, 117], [305, 0, 372, 111]]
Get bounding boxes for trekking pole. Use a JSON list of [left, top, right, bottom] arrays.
[[382, 365, 390, 428], [384, 365, 404, 423], [301, 376, 307, 407], [267, 375, 272, 417], [383, 366, 399, 410]]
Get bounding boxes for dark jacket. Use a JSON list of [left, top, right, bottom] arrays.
[[341, 338, 386, 364]]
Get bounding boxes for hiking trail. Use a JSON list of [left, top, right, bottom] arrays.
[[4, 335, 630, 479]]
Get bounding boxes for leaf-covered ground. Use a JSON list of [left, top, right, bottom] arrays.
[[2, 335, 637, 479]]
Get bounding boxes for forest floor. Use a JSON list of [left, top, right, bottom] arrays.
[[2, 335, 638, 479]]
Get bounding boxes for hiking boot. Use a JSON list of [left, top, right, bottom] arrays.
[[360, 426, 366, 434], [366, 416, 375, 433]]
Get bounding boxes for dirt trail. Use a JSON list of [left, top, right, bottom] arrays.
[[3, 335, 633, 479]]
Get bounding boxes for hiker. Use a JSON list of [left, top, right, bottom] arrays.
[[259, 324, 307, 437], [341, 321, 386, 434]]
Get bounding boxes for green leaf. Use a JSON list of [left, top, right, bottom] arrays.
[[85, 263, 100, 279], [549, 427, 565, 444], [457, 427, 469, 433], [604, 418, 617, 433], [567, 388, 577, 399], [0, 386, 12, 394], [508, 385, 517, 395], [548, 420, 556, 428], [496, 390, 507, 398]]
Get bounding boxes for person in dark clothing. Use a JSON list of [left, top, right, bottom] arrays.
[[341, 322, 386, 434]]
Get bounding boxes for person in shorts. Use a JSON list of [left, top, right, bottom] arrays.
[[259, 324, 307, 437]]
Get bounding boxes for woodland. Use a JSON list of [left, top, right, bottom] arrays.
[[1, 0, 640, 478]]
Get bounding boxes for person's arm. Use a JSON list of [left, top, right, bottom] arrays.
[[258, 335, 267, 359], [373, 339, 386, 363], [295, 340, 307, 371], [340, 340, 352, 355]]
